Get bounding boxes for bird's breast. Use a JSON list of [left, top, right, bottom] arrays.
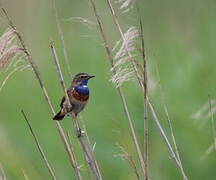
[[71, 89, 89, 102], [75, 85, 89, 95]]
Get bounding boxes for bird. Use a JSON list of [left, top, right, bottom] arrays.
[[53, 72, 95, 120]]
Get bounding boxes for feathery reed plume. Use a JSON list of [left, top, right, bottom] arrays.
[[106, 0, 143, 86], [110, 67, 134, 88], [0, 163, 6, 180], [117, 0, 136, 13], [21, 110, 57, 180], [1, 8, 82, 178], [114, 144, 140, 180], [0, 28, 26, 71], [106, 1, 189, 179], [111, 27, 139, 87], [200, 96, 216, 160], [208, 95, 216, 151], [138, 15, 149, 180], [89, 0, 145, 178], [201, 138, 216, 160], [50, 43, 102, 180], [191, 99, 216, 128], [0, 28, 24, 69], [201, 95, 216, 160], [0, 28, 29, 92], [52, 0, 72, 78]]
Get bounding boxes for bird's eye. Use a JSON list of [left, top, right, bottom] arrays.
[[80, 75, 86, 79]]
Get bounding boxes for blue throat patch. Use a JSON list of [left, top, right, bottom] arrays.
[[75, 79, 89, 95]]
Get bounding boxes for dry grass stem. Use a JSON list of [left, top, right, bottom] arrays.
[[0, 163, 6, 180], [50, 43, 102, 180], [191, 99, 216, 128], [21, 169, 30, 180], [148, 100, 188, 180], [89, 0, 145, 178], [80, 118, 101, 176], [52, 0, 72, 78], [66, 132, 84, 170], [21, 110, 57, 180], [106, 1, 189, 179], [154, 56, 188, 179], [164, 106, 188, 180], [139, 16, 149, 180], [1, 8, 82, 179]]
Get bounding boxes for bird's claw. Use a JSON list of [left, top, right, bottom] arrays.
[[77, 128, 85, 137]]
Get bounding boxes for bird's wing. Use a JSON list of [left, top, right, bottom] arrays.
[[60, 89, 72, 108], [60, 96, 65, 108]]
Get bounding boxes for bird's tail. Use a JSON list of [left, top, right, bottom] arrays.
[[53, 109, 65, 121]]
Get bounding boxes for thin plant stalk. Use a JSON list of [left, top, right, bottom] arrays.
[[0, 163, 6, 180], [52, 0, 72, 78], [66, 132, 83, 173], [148, 100, 188, 180], [154, 57, 188, 180], [139, 16, 149, 180], [50, 43, 102, 180], [201, 139, 216, 160], [21, 169, 30, 180], [106, 0, 143, 86], [105, 1, 189, 179], [88, 0, 145, 178], [164, 106, 188, 180], [21, 110, 57, 180], [1, 8, 82, 179], [80, 118, 102, 179]]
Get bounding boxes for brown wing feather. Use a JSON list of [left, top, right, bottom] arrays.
[[60, 96, 65, 108]]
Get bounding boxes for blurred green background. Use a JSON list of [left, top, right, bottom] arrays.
[[0, 0, 216, 179]]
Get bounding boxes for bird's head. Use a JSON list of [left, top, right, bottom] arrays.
[[72, 73, 95, 86]]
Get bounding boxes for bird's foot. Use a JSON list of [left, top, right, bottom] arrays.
[[76, 128, 85, 138]]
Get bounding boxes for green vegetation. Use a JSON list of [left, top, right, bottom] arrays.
[[0, 0, 216, 179]]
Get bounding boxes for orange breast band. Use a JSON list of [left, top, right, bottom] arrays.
[[71, 90, 89, 102]]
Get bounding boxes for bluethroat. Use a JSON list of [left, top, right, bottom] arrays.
[[53, 73, 95, 120]]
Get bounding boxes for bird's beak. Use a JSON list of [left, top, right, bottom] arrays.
[[88, 75, 95, 79]]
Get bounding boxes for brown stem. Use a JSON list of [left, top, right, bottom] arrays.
[[21, 110, 57, 180], [1, 8, 82, 179], [138, 14, 149, 180], [89, 0, 145, 178], [50, 43, 102, 180]]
